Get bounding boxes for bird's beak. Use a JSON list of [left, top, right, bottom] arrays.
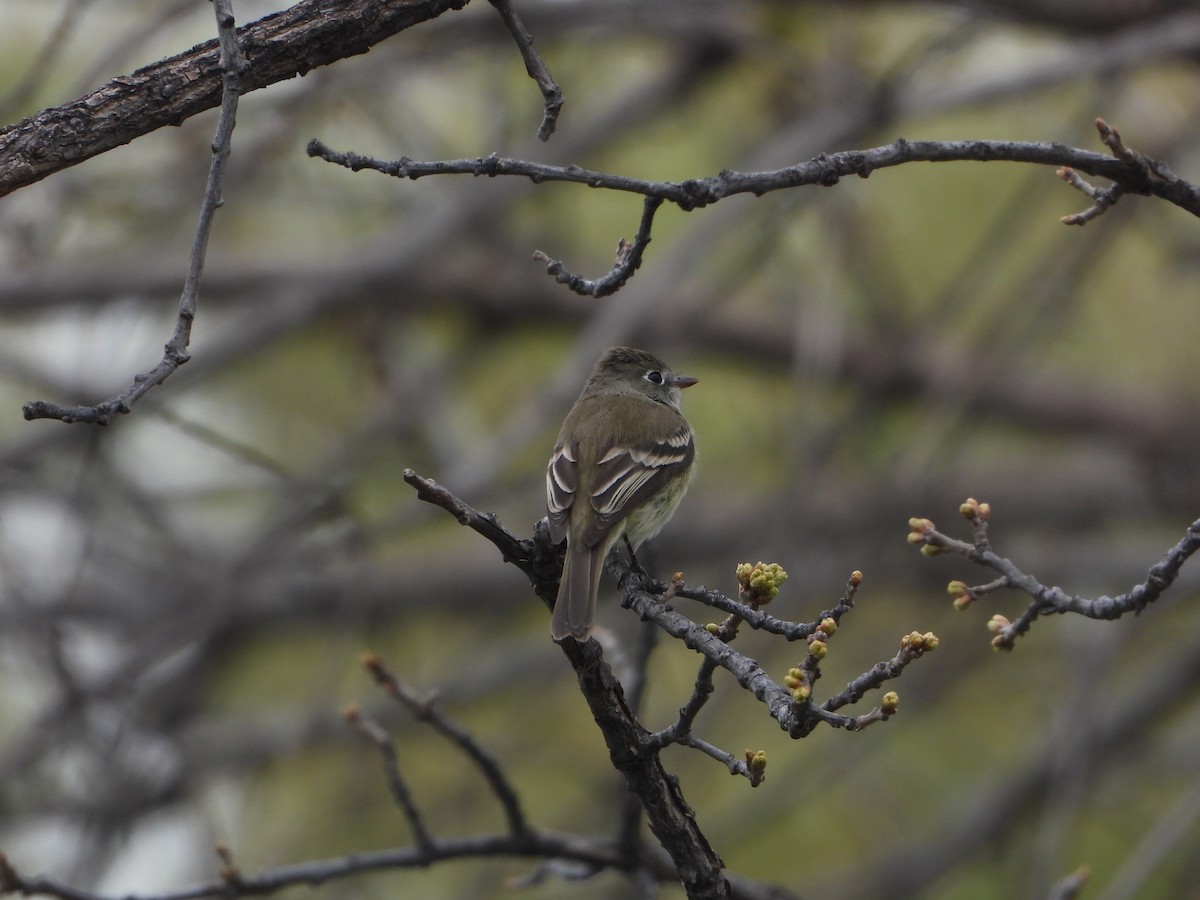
[[673, 374, 698, 389]]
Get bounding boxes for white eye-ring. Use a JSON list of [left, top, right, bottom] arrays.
[[645, 370, 665, 385]]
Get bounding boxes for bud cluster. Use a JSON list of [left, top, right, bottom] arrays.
[[736, 561, 789, 605], [900, 631, 940, 654], [783, 615, 844, 705], [783, 666, 811, 703]]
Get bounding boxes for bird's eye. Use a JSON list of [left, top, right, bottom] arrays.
[[645, 370, 665, 385]]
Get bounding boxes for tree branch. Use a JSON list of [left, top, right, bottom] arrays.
[[487, 0, 563, 141], [400, 468, 939, 897], [359, 652, 531, 840], [402, 469, 729, 896], [307, 126, 1200, 216], [553, 635, 731, 899], [309, 119, 1200, 296], [531, 196, 663, 296], [912, 498, 1200, 648], [0, 834, 656, 900], [342, 705, 437, 854]]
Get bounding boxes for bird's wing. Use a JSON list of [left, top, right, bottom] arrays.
[[581, 422, 694, 546], [546, 440, 578, 543]]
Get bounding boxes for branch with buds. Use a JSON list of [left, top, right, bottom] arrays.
[[910, 498, 1200, 648], [405, 470, 938, 780]]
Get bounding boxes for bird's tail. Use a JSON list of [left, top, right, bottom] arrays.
[[550, 543, 600, 641]]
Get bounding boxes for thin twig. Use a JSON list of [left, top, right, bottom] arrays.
[[675, 734, 760, 781], [487, 0, 563, 141], [1057, 117, 1184, 225], [23, 0, 247, 424], [1057, 166, 1124, 225], [644, 657, 718, 752], [820, 633, 935, 715], [342, 705, 437, 853], [306, 132, 1200, 217], [674, 569, 861, 640], [402, 468, 540, 580], [531, 197, 663, 296], [309, 125, 1200, 298], [362, 652, 532, 839], [0, 834, 652, 900], [912, 501, 1200, 648], [644, 578, 746, 758], [1047, 866, 1091, 900]]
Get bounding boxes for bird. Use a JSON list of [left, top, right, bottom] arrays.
[[546, 346, 697, 641]]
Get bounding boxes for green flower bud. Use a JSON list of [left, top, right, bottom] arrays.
[[736, 561, 789, 603], [745, 749, 767, 775]]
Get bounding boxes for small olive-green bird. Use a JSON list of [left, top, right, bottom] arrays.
[[546, 347, 698, 641]]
